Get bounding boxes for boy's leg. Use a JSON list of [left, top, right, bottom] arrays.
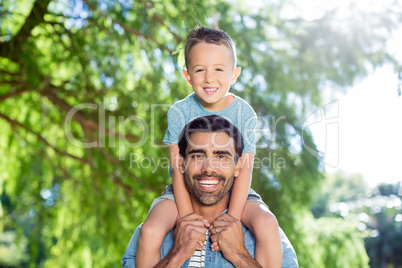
[[136, 199, 178, 268], [242, 201, 282, 268]]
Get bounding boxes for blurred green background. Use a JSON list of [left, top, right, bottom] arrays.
[[0, 0, 401, 267]]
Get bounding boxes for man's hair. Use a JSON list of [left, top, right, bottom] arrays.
[[178, 115, 244, 162], [184, 26, 237, 69]]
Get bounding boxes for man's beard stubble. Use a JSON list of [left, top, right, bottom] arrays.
[[184, 172, 234, 206]]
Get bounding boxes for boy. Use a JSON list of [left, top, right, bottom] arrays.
[[137, 26, 282, 267]]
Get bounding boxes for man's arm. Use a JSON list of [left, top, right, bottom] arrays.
[[210, 214, 262, 268]]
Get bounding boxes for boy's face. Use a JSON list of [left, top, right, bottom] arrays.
[[182, 42, 241, 111]]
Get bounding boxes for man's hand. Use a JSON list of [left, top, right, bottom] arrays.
[[210, 214, 262, 268], [154, 213, 209, 268]]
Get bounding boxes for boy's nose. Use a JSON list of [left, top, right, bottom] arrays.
[[204, 70, 215, 83]]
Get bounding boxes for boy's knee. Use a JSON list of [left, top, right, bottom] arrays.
[[252, 207, 279, 230], [140, 220, 161, 239]]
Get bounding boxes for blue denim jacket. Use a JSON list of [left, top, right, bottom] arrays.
[[121, 219, 299, 267]]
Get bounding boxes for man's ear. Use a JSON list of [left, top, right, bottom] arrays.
[[230, 67, 241, 85], [234, 156, 242, 177], [182, 70, 192, 86], [179, 156, 185, 174]]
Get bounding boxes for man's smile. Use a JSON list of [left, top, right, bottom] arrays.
[[197, 179, 221, 191], [193, 173, 225, 192]]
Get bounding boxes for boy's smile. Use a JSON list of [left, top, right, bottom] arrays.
[[182, 41, 241, 112]]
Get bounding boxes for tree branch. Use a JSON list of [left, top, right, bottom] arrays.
[[40, 86, 141, 142], [82, 0, 174, 54], [0, 112, 90, 165], [0, 69, 20, 77], [0, 87, 31, 102], [137, 0, 183, 43], [0, 0, 52, 60], [0, 109, 146, 194]]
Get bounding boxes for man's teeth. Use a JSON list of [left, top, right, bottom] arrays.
[[204, 88, 218, 92], [199, 180, 219, 185]]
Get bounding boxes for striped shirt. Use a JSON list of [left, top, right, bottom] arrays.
[[188, 231, 209, 268]]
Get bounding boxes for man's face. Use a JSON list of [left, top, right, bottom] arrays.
[[181, 131, 240, 206]]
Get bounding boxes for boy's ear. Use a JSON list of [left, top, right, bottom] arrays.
[[182, 70, 192, 86], [231, 67, 241, 85]]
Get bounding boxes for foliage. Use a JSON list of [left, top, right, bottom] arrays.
[[294, 212, 369, 268], [311, 171, 371, 218], [313, 172, 402, 268], [0, 0, 400, 266]]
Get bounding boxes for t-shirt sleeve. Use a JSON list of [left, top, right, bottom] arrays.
[[163, 104, 186, 145], [242, 111, 257, 154]]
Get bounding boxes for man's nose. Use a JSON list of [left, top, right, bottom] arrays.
[[201, 157, 215, 173]]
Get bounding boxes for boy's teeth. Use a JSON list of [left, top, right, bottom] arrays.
[[205, 88, 217, 92]]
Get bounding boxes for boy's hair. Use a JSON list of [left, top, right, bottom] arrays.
[[184, 26, 237, 69], [178, 115, 244, 163]]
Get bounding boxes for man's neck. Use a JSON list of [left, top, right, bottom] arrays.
[[191, 196, 228, 224]]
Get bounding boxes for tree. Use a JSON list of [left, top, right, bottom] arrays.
[[365, 183, 402, 268], [311, 171, 371, 218], [313, 177, 402, 268], [0, 0, 400, 266]]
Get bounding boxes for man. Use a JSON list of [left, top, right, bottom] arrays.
[[121, 115, 298, 267]]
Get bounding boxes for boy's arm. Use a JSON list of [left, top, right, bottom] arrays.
[[227, 152, 254, 220], [170, 143, 194, 217]]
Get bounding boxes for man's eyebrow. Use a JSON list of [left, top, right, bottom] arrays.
[[213, 150, 233, 157], [187, 149, 206, 155]]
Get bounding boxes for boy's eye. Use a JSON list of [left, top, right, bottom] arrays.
[[216, 68, 223, 72], [195, 69, 204, 73]]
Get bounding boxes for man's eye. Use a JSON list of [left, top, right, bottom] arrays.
[[217, 155, 228, 160], [191, 154, 204, 159]]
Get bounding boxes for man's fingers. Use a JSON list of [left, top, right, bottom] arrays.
[[180, 212, 205, 221], [202, 219, 210, 228], [211, 241, 221, 252], [215, 213, 237, 222], [196, 241, 206, 250], [212, 213, 240, 231], [209, 225, 227, 234], [211, 220, 233, 231], [210, 233, 218, 243], [179, 213, 210, 228]]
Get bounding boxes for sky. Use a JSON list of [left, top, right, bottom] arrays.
[[314, 66, 402, 187], [293, 0, 402, 187]]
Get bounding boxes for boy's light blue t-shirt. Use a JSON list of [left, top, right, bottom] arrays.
[[163, 93, 257, 153]]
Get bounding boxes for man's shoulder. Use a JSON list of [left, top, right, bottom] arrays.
[[278, 228, 299, 268]]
